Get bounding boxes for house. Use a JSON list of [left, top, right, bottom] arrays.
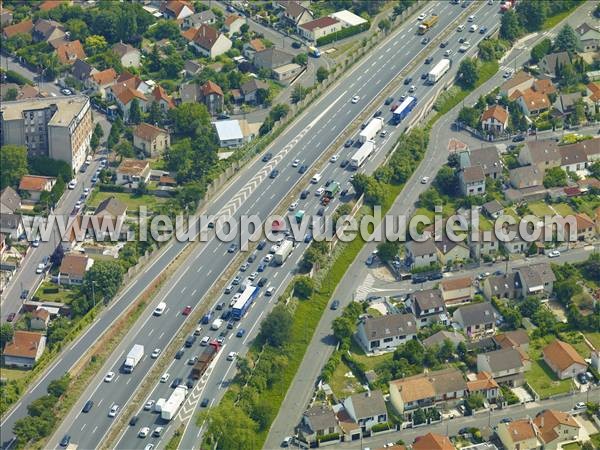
[[0, 214, 23, 240], [87, 68, 118, 98], [519, 139, 561, 173], [574, 213, 595, 241], [515, 262, 555, 297], [252, 48, 297, 80], [542, 340, 587, 380], [476, 347, 529, 386], [586, 82, 600, 107], [459, 166, 485, 196], [160, 0, 194, 20], [38, 0, 70, 12], [540, 52, 571, 78], [240, 79, 269, 105], [300, 404, 339, 444], [92, 196, 128, 240], [151, 85, 175, 111], [329, 10, 368, 28], [555, 92, 583, 116], [407, 289, 447, 328], [466, 371, 500, 401], [509, 166, 543, 189], [108, 78, 148, 121], [200, 80, 224, 115], [58, 253, 93, 285], [440, 276, 474, 306], [575, 22, 600, 52], [56, 40, 86, 65], [342, 390, 387, 432], [71, 59, 96, 82], [389, 368, 467, 418], [515, 88, 551, 116], [464, 147, 502, 179], [0, 7, 13, 27], [2, 331, 46, 369], [223, 14, 245, 36], [0, 187, 21, 214], [183, 10, 217, 29], [435, 235, 470, 266], [32, 18, 67, 47], [406, 238, 438, 269], [182, 25, 232, 58], [112, 42, 141, 68], [534, 409, 580, 450], [469, 230, 500, 260], [213, 119, 250, 148], [422, 330, 465, 349], [482, 273, 521, 300], [357, 313, 417, 352], [182, 60, 203, 78], [495, 329, 529, 352], [116, 159, 151, 188], [299, 16, 342, 43], [500, 71, 534, 98], [1, 18, 33, 40], [481, 105, 508, 134], [561, 140, 596, 172], [30, 308, 50, 331], [452, 302, 497, 341], [133, 123, 170, 157], [18, 175, 56, 202], [278, 0, 314, 27], [482, 200, 504, 219], [243, 38, 266, 59], [413, 433, 456, 450], [497, 419, 540, 450]]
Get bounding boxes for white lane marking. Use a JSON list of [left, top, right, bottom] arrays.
[[181, 286, 187, 294], [97, 398, 103, 407], [81, 424, 86, 432], [212, 247, 218, 254], [148, 328, 154, 337], [191, 289, 197, 297], [243, 310, 264, 344], [274, 272, 279, 279], [197, 265, 203, 272], [207, 269, 213, 276], [159, 332, 164, 340]]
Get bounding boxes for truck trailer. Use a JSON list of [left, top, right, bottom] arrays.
[[191, 341, 221, 379], [418, 15, 438, 34], [123, 344, 144, 373], [161, 385, 188, 420], [427, 58, 451, 84], [232, 285, 259, 320], [392, 96, 417, 124], [358, 118, 384, 144], [274, 240, 294, 265], [350, 140, 375, 169]]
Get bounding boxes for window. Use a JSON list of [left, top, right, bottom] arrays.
[[383, 337, 393, 343]]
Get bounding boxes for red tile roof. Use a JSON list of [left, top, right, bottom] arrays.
[[543, 340, 586, 371], [182, 24, 220, 50], [91, 68, 117, 86], [201, 80, 223, 97], [413, 433, 455, 450], [481, 105, 508, 125], [3, 331, 45, 359], [59, 253, 89, 278], [134, 123, 168, 141], [2, 18, 33, 38], [39, 0, 65, 11], [300, 16, 339, 31], [588, 82, 600, 102], [152, 85, 174, 109], [56, 39, 86, 65], [19, 175, 54, 192]]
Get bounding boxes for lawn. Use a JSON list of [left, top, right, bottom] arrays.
[[552, 203, 576, 217], [584, 332, 600, 350], [349, 339, 394, 371], [525, 359, 573, 399], [329, 359, 364, 399], [561, 443, 581, 450], [88, 190, 166, 212], [528, 201, 554, 217], [560, 331, 593, 359], [0, 367, 30, 381], [33, 281, 80, 304], [543, 3, 581, 29]]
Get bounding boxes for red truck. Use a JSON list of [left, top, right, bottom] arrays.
[[191, 341, 220, 380]]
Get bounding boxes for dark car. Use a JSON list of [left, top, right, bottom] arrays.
[[258, 262, 266, 272], [317, 207, 325, 217], [186, 379, 195, 389], [459, 37, 466, 43], [331, 300, 340, 310], [6, 312, 15, 322], [201, 398, 210, 407], [236, 328, 246, 338], [60, 435, 71, 447], [129, 415, 139, 426], [360, 122, 367, 129], [228, 243, 238, 253], [384, 96, 394, 105], [425, 56, 434, 64], [340, 188, 349, 196], [20, 289, 29, 299], [500, 417, 513, 424], [440, 40, 449, 48], [325, 179, 333, 187], [227, 320, 235, 329], [221, 310, 231, 321], [258, 239, 267, 250], [512, 135, 525, 142], [175, 348, 185, 359], [216, 302, 225, 311], [171, 377, 182, 388], [258, 277, 268, 287], [270, 170, 279, 178], [403, 77, 412, 85], [304, 233, 312, 243], [219, 328, 229, 338], [182, 305, 192, 315], [340, 159, 349, 168], [82, 400, 94, 413], [412, 275, 428, 284], [421, 72, 427, 80], [201, 312, 212, 324], [299, 165, 307, 173], [428, 272, 443, 281], [291, 41, 302, 49], [184, 335, 196, 347], [374, 110, 382, 117], [262, 153, 272, 162], [421, 37, 430, 45], [577, 373, 588, 384], [217, 113, 230, 120], [300, 190, 310, 199], [344, 139, 353, 147]]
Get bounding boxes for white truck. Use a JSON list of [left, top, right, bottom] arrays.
[[274, 240, 293, 265], [123, 344, 144, 373], [211, 318, 224, 330], [155, 398, 166, 413], [161, 385, 188, 420], [350, 140, 375, 170], [358, 117, 384, 144], [427, 58, 451, 84]]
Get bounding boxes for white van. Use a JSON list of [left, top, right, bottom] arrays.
[[200, 336, 210, 346], [153, 302, 166, 316], [211, 319, 223, 330], [469, 24, 477, 32], [311, 173, 322, 184], [457, 24, 465, 32], [194, 325, 203, 336]]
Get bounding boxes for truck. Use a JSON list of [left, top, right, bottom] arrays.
[[155, 398, 166, 413], [240, 276, 252, 291], [324, 181, 340, 199], [418, 15, 438, 34], [232, 285, 259, 319], [308, 45, 321, 57], [392, 96, 417, 124], [274, 240, 294, 265], [295, 210, 305, 223], [427, 58, 451, 84], [191, 340, 221, 379], [161, 385, 188, 420], [211, 318, 223, 330], [358, 118, 384, 143], [350, 140, 375, 169], [123, 344, 144, 373]]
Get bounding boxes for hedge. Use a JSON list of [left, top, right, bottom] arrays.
[[316, 22, 370, 46], [2, 69, 33, 86], [371, 422, 392, 433], [98, 183, 126, 193], [43, 287, 59, 294], [318, 432, 340, 443]]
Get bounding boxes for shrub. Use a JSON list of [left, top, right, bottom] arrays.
[[318, 432, 340, 443], [371, 422, 392, 433], [316, 22, 370, 46], [43, 287, 59, 294], [98, 183, 125, 193]]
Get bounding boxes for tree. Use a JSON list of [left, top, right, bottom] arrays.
[[292, 53, 307, 66], [457, 106, 480, 128], [589, 160, 600, 179], [83, 260, 124, 304], [128, 99, 142, 124], [199, 399, 259, 450], [4, 87, 18, 101], [500, 10, 522, 42], [114, 140, 135, 159], [413, 408, 427, 425], [169, 102, 213, 137], [146, 101, 164, 125], [269, 104, 290, 122], [376, 241, 399, 262], [439, 339, 455, 362], [553, 24, 580, 54], [556, 62, 578, 89], [291, 84, 308, 103], [530, 38, 552, 63], [332, 316, 355, 344], [571, 99, 585, 126], [65, 18, 89, 41], [0, 144, 28, 189], [85, 34, 108, 55], [466, 393, 485, 411], [145, 19, 180, 40], [0, 324, 14, 349], [316, 66, 329, 83], [434, 165, 459, 196], [378, 18, 391, 32], [543, 166, 567, 188], [162, 52, 184, 79], [457, 59, 478, 89], [294, 276, 314, 299], [256, 304, 292, 347], [517, 0, 546, 32], [519, 296, 541, 318], [47, 374, 70, 398]]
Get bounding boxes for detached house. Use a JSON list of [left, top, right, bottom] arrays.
[[452, 302, 497, 341], [71, 59, 96, 83], [466, 371, 500, 402], [440, 276, 474, 306], [30, 308, 50, 331], [509, 166, 543, 189], [87, 68, 118, 98], [299, 404, 339, 445], [133, 123, 170, 157], [32, 18, 66, 47], [497, 419, 540, 450], [183, 10, 217, 29], [243, 38, 266, 59], [435, 235, 470, 266], [112, 42, 141, 68], [0, 187, 21, 214], [278, 1, 314, 27], [407, 289, 447, 328], [240, 79, 269, 105], [476, 347, 529, 386], [482, 200, 504, 219], [518, 139, 561, 173], [540, 52, 572, 78], [182, 24, 232, 59], [223, 14, 245, 36], [586, 82, 600, 108], [515, 87, 551, 116], [406, 238, 438, 269], [459, 166, 485, 196], [116, 159, 151, 188], [464, 146, 502, 179], [200, 80, 224, 115], [58, 253, 93, 285], [56, 40, 86, 65], [18, 175, 56, 202], [500, 71, 534, 98], [515, 262, 555, 297], [575, 22, 600, 51], [534, 409, 581, 450], [2, 18, 33, 40], [299, 16, 342, 43], [161, 0, 194, 21], [2, 330, 46, 369], [482, 272, 521, 300], [357, 313, 417, 353], [574, 213, 595, 241], [253, 48, 300, 82], [413, 433, 456, 450], [543, 340, 587, 380], [342, 390, 387, 433], [481, 105, 508, 134]]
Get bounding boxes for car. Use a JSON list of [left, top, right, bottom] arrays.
[[512, 135, 525, 142], [421, 176, 430, 184], [469, 24, 477, 32], [258, 277, 268, 287], [82, 400, 94, 413], [403, 77, 412, 85], [331, 300, 340, 310], [384, 97, 394, 105], [104, 371, 115, 382], [216, 336, 225, 345], [479, 26, 487, 34], [35, 262, 45, 274], [399, 94, 407, 101], [264, 254, 273, 263], [425, 56, 434, 64], [248, 271, 258, 281], [420, 72, 428, 80], [344, 139, 354, 147], [548, 250, 561, 258], [459, 37, 467, 44], [144, 400, 155, 411], [61, 88, 72, 96], [129, 415, 139, 426], [240, 263, 249, 272], [351, 95, 360, 103], [266, 287, 275, 296], [421, 36, 430, 45], [292, 159, 300, 167], [408, 85, 416, 93], [412, 274, 428, 284], [138, 427, 150, 438], [289, 201, 298, 211], [152, 427, 164, 437], [299, 164, 307, 173], [417, 12, 426, 20], [108, 404, 119, 417], [83, 187, 90, 196], [315, 187, 324, 196], [75, 199, 83, 209], [262, 153, 272, 162], [201, 398, 210, 407], [200, 335, 210, 346], [144, 445, 154, 450], [270, 170, 279, 179], [444, 49, 453, 57], [575, 402, 586, 409], [31, 238, 40, 248], [151, 348, 161, 358], [20, 289, 29, 299], [282, 436, 293, 447], [457, 24, 465, 32], [468, 14, 475, 22], [300, 189, 310, 199], [366, 254, 375, 265], [500, 417, 513, 424], [270, 244, 280, 254], [228, 243, 238, 253], [257, 262, 267, 272], [160, 373, 170, 383], [6, 312, 15, 322], [171, 377, 182, 388], [258, 239, 267, 250], [221, 310, 232, 321], [175, 348, 185, 359], [360, 122, 367, 129], [291, 41, 302, 49], [227, 351, 237, 361], [440, 40, 449, 48], [236, 328, 246, 337], [316, 207, 324, 217], [91, 175, 98, 184], [577, 373, 588, 384], [380, 130, 388, 138], [68, 179, 77, 189], [340, 159, 350, 168], [428, 272, 443, 281], [60, 435, 71, 447], [227, 320, 235, 329], [304, 233, 313, 243]]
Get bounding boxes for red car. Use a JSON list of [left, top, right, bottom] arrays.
[[182, 306, 192, 315], [6, 313, 15, 322]]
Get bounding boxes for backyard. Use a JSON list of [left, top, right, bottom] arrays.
[[87, 190, 166, 212], [33, 281, 80, 304]]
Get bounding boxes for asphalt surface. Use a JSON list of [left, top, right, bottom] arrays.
[[263, 3, 599, 448], [28, 2, 500, 449]]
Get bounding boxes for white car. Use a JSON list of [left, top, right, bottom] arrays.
[[266, 287, 275, 296], [152, 427, 164, 437], [330, 154, 339, 163], [240, 262, 249, 272], [108, 404, 119, 418], [289, 201, 298, 211], [270, 244, 280, 254], [575, 402, 586, 409], [417, 13, 426, 20], [468, 14, 475, 22], [144, 400, 155, 411], [227, 351, 237, 361], [151, 348, 160, 359], [68, 179, 77, 189], [351, 95, 360, 104], [36, 263, 45, 274], [408, 85, 416, 93], [75, 200, 83, 209], [32, 239, 40, 247], [104, 371, 115, 382], [444, 49, 453, 57], [248, 271, 258, 281], [160, 373, 170, 383], [315, 187, 325, 196], [548, 250, 561, 258], [503, 70, 513, 78], [421, 176, 430, 184], [264, 254, 273, 263], [83, 187, 90, 196], [291, 159, 300, 167], [138, 427, 150, 438]]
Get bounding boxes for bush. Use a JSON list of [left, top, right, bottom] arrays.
[[318, 432, 340, 443], [316, 22, 370, 46], [43, 287, 59, 294], [371, 422, 392, 433], [2, 69, 33, 86], [98, 183, 125, 193]]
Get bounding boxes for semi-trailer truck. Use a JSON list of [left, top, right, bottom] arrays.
[[274, 240, 293, 265], [191, 341, 221, 379], [350, 140, 375, 169], [161, 385, 188, 420], [358, 118, 384, 143], [123, 344, 144, 373], [427, 58, 451, 84], [418, 15, 438, 34]]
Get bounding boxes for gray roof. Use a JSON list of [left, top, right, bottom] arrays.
[[542, 52, 571, 72], [461, 166, 485, 183], [408, 238, 437, 258], [524, 139, 561, 164], [361, 313, 417, 341], [347, 390, 386, 419], [71, 59, 95, 81], [240, 79, 269, 95], [516, 262, 555, 288], [435, 233, 468, 256], [453, 302, 497, 327], [485, 273, 520, 298], [303, 404, 337, 432], [95, 196, 127, 217], [0, 213, 21, 230], [185, 10, 217, 27], [0, 186, 21, 213], [112, 42, 138, 58], [422, 330, 465, 348], [468, 146, 501, 176], [479, 347, 524, 372], [183, 60, 202, 75], [560, 143, 589, 166], [253, 48, 294, 69], [411, 289, 445, 313], [483, 200, 504, 215], [180, 82, 202, 103]]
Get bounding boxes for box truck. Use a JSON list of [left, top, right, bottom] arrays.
[[123, 344, 144, 373]]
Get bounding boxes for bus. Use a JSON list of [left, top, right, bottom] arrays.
[[232, 285, 259, 320], [418, 15, 438, 34], [392, 96, 417, 124]]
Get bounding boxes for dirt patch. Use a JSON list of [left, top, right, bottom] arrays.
[[372, 265, 396, 282]]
